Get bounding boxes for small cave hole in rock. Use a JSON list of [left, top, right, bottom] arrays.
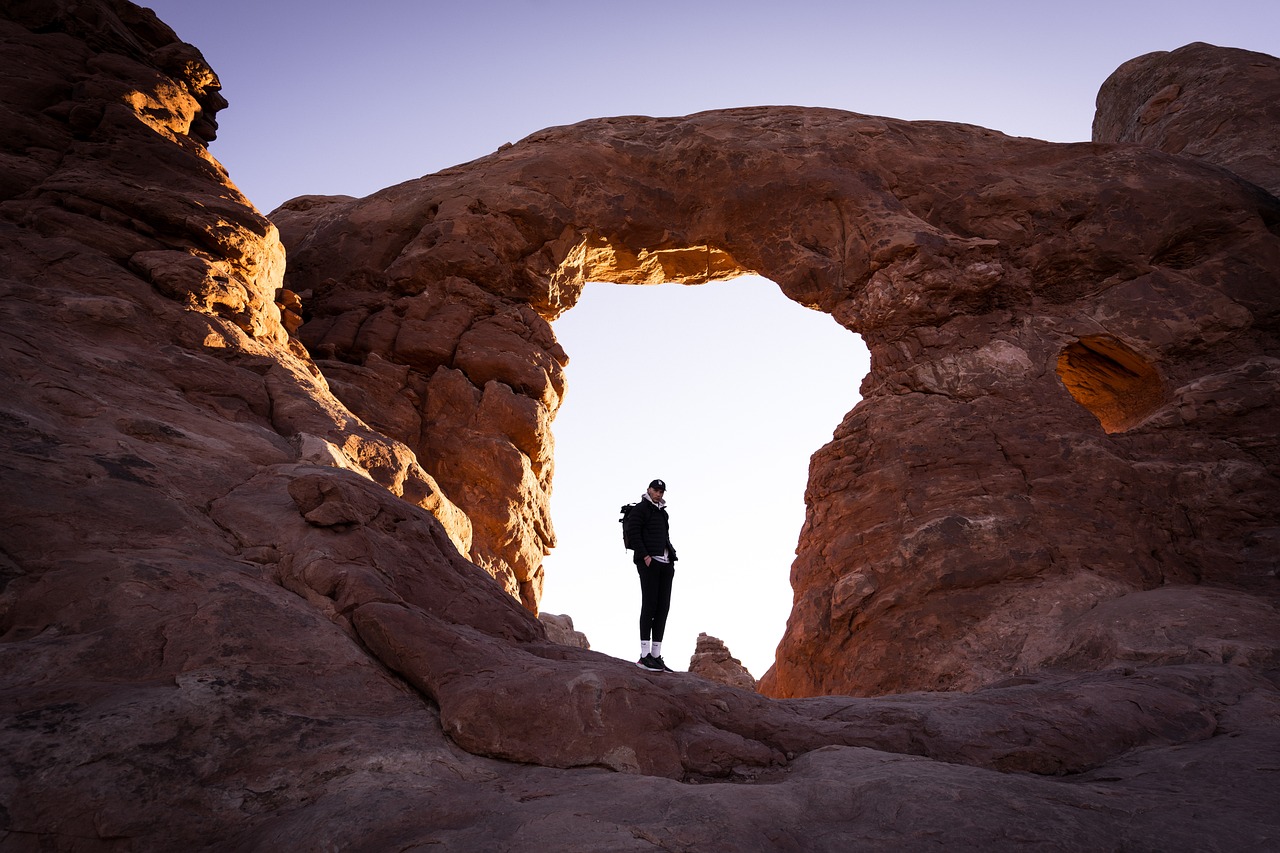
[[1055, 335, 1165, 433], [539, 275, 870, 677]]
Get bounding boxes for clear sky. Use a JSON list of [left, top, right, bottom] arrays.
[[146, 0, 1278, 677]]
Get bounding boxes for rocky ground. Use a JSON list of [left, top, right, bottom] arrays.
[[1, 3, 1277, 850]]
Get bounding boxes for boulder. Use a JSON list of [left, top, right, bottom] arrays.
[[278, 62, 1280, 699], [539, 612, 590, 648], [688, 632, 757, 690]]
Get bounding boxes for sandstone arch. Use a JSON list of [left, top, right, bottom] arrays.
[[276, 98, 1280, 698]]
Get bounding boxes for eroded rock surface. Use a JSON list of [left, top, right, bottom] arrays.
[[1, 2, 1278, 850], [1094, 41, 1280, 196], [688, 632, 757, 690], [538, 611, 590, 648]]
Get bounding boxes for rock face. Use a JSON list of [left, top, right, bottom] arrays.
[[688, 633, 757, 690], [539, 612, 590, 648], [1094, 42, 1280, 196], [271, 207, 569, 612], [2, 3, 1279, 849]]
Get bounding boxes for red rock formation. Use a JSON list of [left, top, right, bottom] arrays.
[[538, 611, 590, 648], [1094, 42, 1280, 196], [1, 2, 1279, 849], [688, 632, 757, 690], [278, 57, 1280, 699]]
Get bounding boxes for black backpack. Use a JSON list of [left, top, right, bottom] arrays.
[[619, 502, 639, 550]]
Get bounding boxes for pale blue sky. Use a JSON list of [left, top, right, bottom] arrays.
[[146, 0, 1278, 676]]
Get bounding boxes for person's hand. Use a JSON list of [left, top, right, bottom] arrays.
[[644, 556, 652, 566]]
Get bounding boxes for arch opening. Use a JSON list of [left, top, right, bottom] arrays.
[[539, 274, 870, 678], [1055, 335, 1165, 433]]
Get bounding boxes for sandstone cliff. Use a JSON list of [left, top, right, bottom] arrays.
[[1, 3, 1278, 849]]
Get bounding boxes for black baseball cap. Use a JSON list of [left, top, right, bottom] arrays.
[[649, 479, 666, 491]]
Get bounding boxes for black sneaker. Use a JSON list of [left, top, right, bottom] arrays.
[[653, 655, 675, 672], [636, 654, 663, 672]]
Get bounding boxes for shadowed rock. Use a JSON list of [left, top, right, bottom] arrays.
[[1094, 41, 1280, 196]]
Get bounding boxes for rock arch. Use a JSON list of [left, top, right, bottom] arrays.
[[277, 104, 1280, 698]]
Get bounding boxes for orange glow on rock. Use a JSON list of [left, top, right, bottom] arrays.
[[1056, 335, 1165, 433]]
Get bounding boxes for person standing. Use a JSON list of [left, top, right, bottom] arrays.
[[624, 478, 677, 672]]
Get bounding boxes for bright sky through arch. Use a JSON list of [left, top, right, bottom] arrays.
[[540, 277, 868, 676]]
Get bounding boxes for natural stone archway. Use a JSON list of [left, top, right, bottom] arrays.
[[275, 65, 1280, 697], [539, 273, 861, 675]]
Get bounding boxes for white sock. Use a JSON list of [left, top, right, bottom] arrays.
[[651, 641, 662, 658], [640, 640, 651, 657]]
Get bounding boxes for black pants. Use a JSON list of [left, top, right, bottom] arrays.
[[636, 559, 675, 642]]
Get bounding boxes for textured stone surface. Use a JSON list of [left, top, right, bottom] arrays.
[[538, 612, 590, 648], [689, 632, 757, 690], [1094, 41, 1280, 196], [2, 2, 1279, 849]]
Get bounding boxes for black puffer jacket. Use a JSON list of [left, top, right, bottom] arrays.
[[624, 496, 677, 564]]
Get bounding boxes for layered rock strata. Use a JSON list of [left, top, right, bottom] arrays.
[[1, 3, 1278, 849]]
